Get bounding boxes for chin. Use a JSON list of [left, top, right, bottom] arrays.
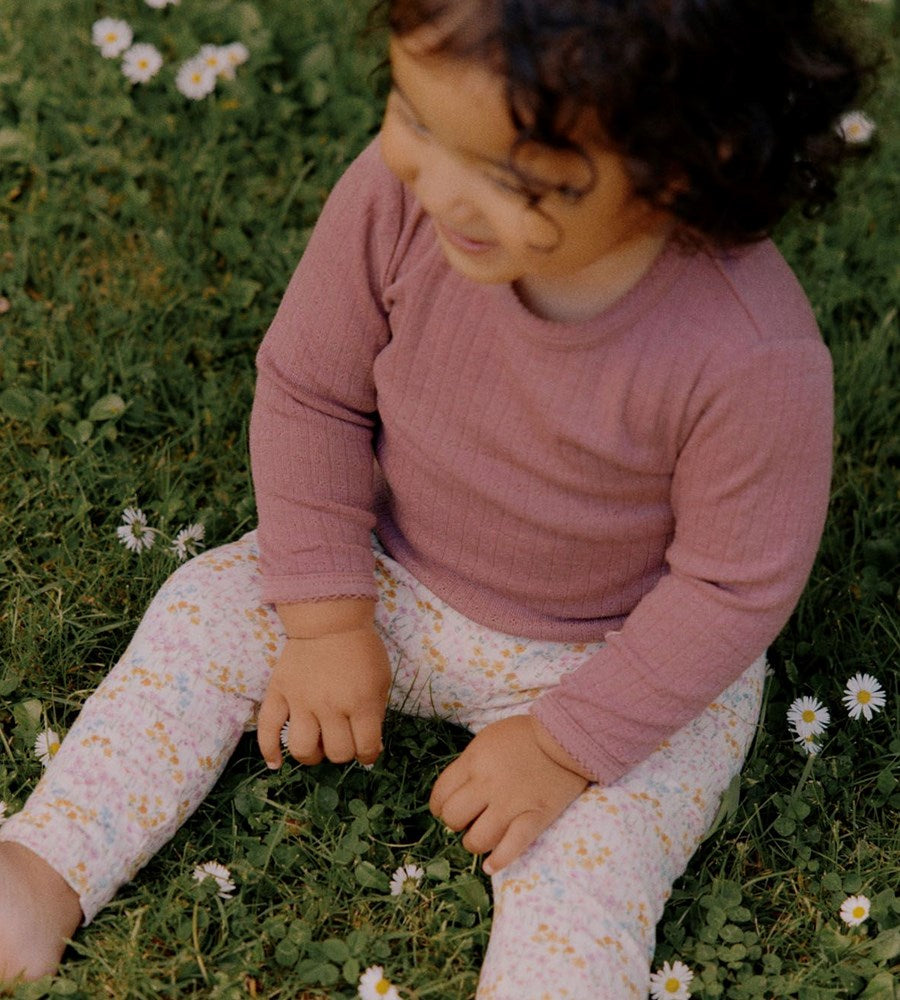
[[440, 244, 518, 286]]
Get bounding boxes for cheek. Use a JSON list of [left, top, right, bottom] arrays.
[[378, 119, 417, 187], [497, 206, 564, 258]]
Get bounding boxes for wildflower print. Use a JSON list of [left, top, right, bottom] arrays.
[[649, 960, 694, 1000], [842, 673, 886, 721], [91, 18, 133, 59], [787, 696, 830, 737], [192, 861, 236, 899], [219, 42, 250, 79], [175, 57, 218, 100], [122, 43, 163, 84], [34, 729, 61, 767], [836, 110, 876, 144], [358, 965, 402, 1000], [116, 507, 157, 553], [389, 863, 425, 896], [840, 894, 871, 927], [171, 523, 205, 562]]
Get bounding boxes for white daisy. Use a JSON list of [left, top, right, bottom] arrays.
[[842, 673, 886, 721], [145, 0, 179, 7], [836, 110, 876, 144], [192, 860, 236, 899], [92, 18, 134, 59], [840, 894, 871, 927], [34, 729, 61, 767], [116, 507, 157, 553], [787, 696, 830, 737], [280, 720, 290, 752], [0, 801, 8, 825], [197, 45, 228, 77], [649, 960, 694, 1000], [122, 43, 163, 85], [389, 863, 425, 896], [794, 729, 822, 756], [218, 42, 250, 80], [175, 57, 218, 100], [358, 965, 401, 1000], [171, 523, 205, 561]]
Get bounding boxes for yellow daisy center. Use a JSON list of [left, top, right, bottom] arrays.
[[105, 33, 118, 43], [376, 979, 391, 996], [665, 977, 681, 992], [49, 741, 60, 756], [852, 905, 866, 919], [801, 709, 816, 723], [856, 690, 871, 704]]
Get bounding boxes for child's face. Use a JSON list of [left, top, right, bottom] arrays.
[[380, 35, 672, 312]]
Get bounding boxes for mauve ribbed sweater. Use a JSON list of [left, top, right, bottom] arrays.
[[249, 140, 833, 783]]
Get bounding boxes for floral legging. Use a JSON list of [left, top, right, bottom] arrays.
[[1, 532, 764, 999]]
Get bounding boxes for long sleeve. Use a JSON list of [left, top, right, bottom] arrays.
[[249, 141, 407, 603], [249, 139, 833, 783], [532, 336, 833, 784]]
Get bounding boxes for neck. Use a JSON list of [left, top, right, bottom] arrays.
[[515, 222, 674, 323]]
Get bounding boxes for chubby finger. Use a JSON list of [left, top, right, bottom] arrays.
[[320, 714, 356, 764], [350, 711, 384, 765], [482, 811, 547, 876], [256, 690, 289, 768], [436, 782, 489, 834], [461, 805, 511, 856], [429, 757, 468, 817], [286, 709, 325, 765]]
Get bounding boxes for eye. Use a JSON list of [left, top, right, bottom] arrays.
[[486, 172, 548, 207], [488, 174, 533, 198], [556, 183, 584, 204]]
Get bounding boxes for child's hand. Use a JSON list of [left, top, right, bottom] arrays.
[[429, 715, 592, 875], [257, 600, 391, 768]]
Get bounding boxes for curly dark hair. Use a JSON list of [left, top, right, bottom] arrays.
[[377, 0, 872, 246]]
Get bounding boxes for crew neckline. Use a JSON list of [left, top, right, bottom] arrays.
[[490, 238, 693, 350]]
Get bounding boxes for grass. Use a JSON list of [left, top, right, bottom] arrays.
[[0, 0, 898, 997]]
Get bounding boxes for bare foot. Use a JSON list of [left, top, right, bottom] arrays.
[[0, 842, 83, 985]]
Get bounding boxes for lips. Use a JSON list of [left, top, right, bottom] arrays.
[[434, 220, 496, 254]]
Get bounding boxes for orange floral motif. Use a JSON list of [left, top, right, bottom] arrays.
[[0, 530, 765, 992]]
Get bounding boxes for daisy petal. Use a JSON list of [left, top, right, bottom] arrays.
[[649, 959, 694, 1000], [358, 965, 402, 1000], [840, 894, 870, 927], [389, 862, 425, 896], [787, 695, 830, 738], [192, 860, 236, 899], [34, 729, 62, 767], [92, 18, 133, 59], [842, 673, 886, 721]]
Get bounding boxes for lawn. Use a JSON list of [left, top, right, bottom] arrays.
[[0, 1, 898, 998]]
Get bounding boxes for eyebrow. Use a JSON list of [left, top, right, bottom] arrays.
[[390, 79, 555, 188]]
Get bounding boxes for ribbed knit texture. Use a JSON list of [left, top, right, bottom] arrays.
[[250, 139, 833, 784]]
